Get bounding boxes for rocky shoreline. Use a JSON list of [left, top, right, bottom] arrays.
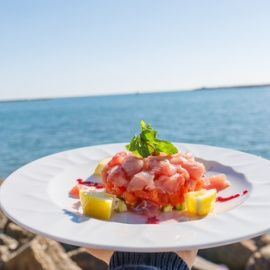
[[1, 178, 270, 270]]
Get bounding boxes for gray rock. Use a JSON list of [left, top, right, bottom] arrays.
[[246, 244, 270, 270], [0, 210, 7, 231], [0, 180, 8, 231], [192, 256, 229, 270], [0, 234, 18, 251], [198, 238, 257, 270], [0, 235, 82, 270], [61, 243, 80, 252], [0, 179, 4, 187], [252, 235, 270, 249], [0, 246, 10, 267], [4, 222, 35, 244], [68, 247, 107, 270]]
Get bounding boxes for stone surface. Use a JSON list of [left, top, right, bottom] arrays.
[[0, 209, 7, 231], [0, 246, 10, 267], [0, 180, 7, 231], [198, 239, 258, 270], [192, 256, 229, 270], [246, 244, 270, 270], [4, 222, 35, 244], [0, 235, 82, 270], [68, 247, 108, 270], [61, 243, 80, 252], [0, 179, 4, 187], [0, 234, 18, 251], [252, 234, 270, 249]]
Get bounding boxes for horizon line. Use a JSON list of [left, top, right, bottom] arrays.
[[1, 83, 270, 103]]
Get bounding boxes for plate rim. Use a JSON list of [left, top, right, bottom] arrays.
[[1, 142, 270, 251]]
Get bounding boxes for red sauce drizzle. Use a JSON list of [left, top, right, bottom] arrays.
[[216, 194, 240, 202], [146, 217, 159, 224], [216, 190, 249, 202], [76, 178, 104, 189]]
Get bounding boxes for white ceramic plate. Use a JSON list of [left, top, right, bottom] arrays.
[[1, 143, 270, 252]]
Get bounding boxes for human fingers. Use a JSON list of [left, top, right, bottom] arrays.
[[84, 247, 114, 264], [176, 249, 198, 269]]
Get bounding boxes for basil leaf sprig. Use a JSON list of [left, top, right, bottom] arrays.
[[126, 120, 178, 157]]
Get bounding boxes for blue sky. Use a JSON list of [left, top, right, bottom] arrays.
[[1, 1, 270, 100]]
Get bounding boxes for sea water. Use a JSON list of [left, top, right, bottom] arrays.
[[1, 87, 270, 178]]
